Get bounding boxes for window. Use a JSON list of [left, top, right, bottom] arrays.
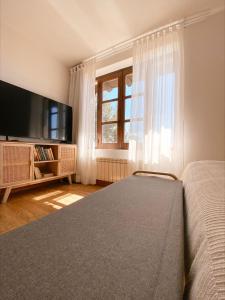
[[48, 102, 66, 140], [96, 67, 132, 149], [49, 103, 59, 140]]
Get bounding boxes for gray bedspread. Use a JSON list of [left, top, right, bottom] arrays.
[[0, 175, 184, 300]]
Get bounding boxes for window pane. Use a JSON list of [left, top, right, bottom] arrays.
[[102, 101, 118, 122], [124, 122, 130, 143], [103, 78, 118, 101], [50, 103, 58, 113], [125, 98, 131, 120], [50, 114, 58, 129], [125, 73, 132, 97], [102, 123, 117, 143], [50, 129, 58, 139]]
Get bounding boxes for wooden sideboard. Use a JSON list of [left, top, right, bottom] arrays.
[[0, 142, 76, 203]]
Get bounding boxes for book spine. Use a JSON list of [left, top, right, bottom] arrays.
[[46, 149, 50, 161], [48, 148, 53, 160], [50, 148, 54, 160], [42, 147, 47, 161], [40, 147, 45, 161], [44, 149, 49, 161], [36, 146, 41, 161]]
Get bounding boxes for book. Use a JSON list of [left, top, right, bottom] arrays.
[[36, 146, 43, 161], [34, 167, 42, 179], [43, 173, 54, 178], [44, 148, 50, 160], [49, 148, 55, 160], [41, 147, 47, 160]]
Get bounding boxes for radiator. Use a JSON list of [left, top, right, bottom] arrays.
[[96, 158, 128, 183]]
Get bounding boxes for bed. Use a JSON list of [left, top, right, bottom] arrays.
[[1, 161, 223, 300], [0, 173, 184, 300], [183, 161, 225, 300]]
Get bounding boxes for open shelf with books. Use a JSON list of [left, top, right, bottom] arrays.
[[34, 145, 58, 162], [34, 161, 58, 180]]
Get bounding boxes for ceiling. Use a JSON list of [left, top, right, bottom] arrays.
[[1, 0, 224, 67]]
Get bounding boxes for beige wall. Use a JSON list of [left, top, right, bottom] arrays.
[[0, 24, 69, 104], [96, 12, 225, 169], [184, 11, 225, 165]]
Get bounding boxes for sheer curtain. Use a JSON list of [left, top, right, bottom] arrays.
[[128, 26, 184, 177], [69, 59, 96, 184]]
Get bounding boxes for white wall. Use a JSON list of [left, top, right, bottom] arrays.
[[95, 11, 225, 169], [0, 24, 69, 104], [184, 11, 225, 165]]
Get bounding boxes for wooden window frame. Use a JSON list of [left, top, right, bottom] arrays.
[[96, 66, 132, 150]]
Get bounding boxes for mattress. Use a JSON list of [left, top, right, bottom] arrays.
[[0, 175, 184, 300], [183, 161, 225, 300]]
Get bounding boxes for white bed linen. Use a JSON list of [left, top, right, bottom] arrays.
[[183, 161, 225, 300]]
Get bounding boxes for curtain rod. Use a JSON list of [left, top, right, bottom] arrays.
[[84, 19, 182, 63], [71, 6, 224, 69]]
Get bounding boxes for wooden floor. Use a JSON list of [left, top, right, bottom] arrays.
[[0, 182, 102, 235]]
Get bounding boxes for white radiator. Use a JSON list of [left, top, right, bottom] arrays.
[[96, 158, 128, 183]]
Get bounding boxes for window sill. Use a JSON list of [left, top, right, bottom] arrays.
[[96, 145, 128, 150]]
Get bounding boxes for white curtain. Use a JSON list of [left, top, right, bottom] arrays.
[[128, 26, 184, 177], [69, 59, 96, 184]]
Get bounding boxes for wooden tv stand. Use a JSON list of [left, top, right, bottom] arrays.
[[0, 142, 76, 203]]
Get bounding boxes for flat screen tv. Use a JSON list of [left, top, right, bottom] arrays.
[[0, 80, 72, 143]]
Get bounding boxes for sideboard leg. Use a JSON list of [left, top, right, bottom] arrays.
[[67, 175, 72, 185], [2, 187, 12, 204]]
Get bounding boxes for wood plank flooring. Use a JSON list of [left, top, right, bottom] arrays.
[[0, 182, 102, 235]]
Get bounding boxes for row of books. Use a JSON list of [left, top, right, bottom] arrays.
[[34, 146, 55, 161]]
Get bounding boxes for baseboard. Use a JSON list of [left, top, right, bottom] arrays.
[[96, 180, 112, 187]]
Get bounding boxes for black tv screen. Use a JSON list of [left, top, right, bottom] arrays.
[[0, 80, 72, 143]]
